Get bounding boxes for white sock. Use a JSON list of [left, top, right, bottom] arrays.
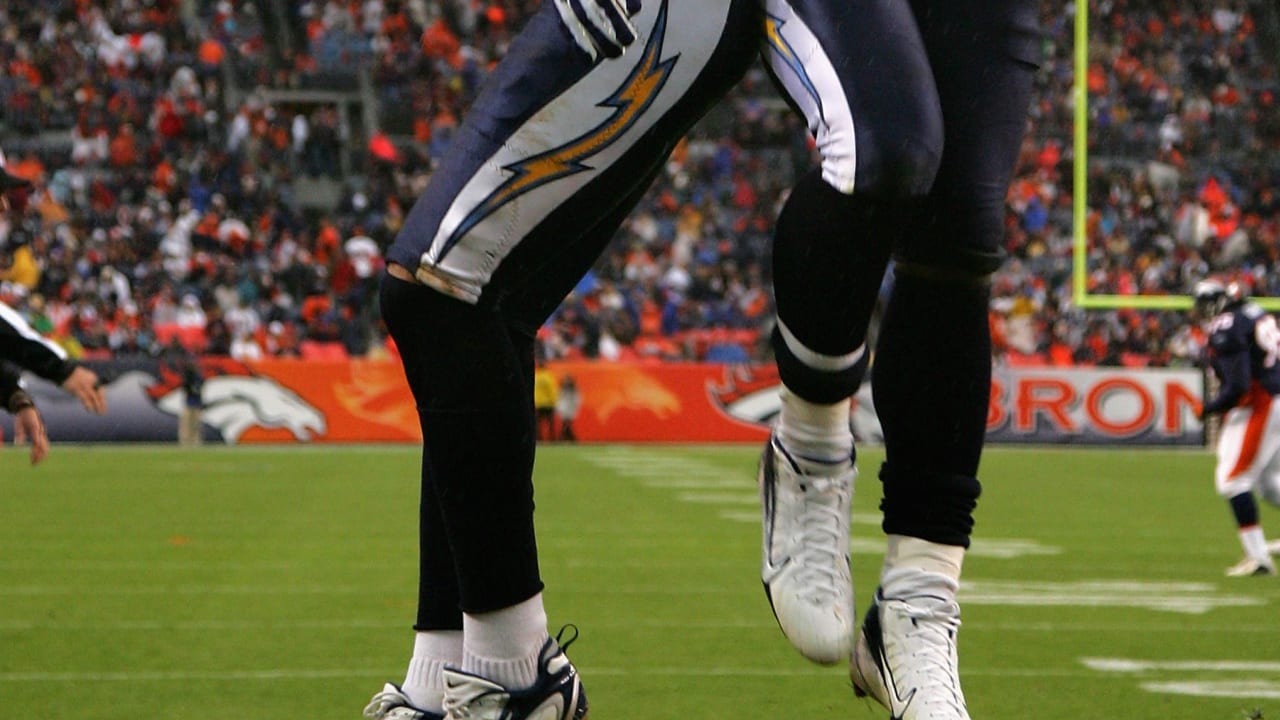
[[401, 630, 462, 713], [462, 593, 548, 690], [776, 388, 853, 471], [880, 534, 965, 598], [1240, 525, 1272, 564]]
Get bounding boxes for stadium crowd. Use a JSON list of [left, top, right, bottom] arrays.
[[0, 0, 1277, 367]]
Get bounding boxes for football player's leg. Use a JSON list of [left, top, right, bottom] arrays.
[[1255, 402, 1280, 557], [378, 272, 538, 717], [388, 0, 758, 306], [765, 0, 940, 419], [377, 0, 761, 714], [854, 2, 1041, 717], [874, 0, 1040, 560], [1260, 461, 1280, 556], [377, 276, 466, 716], [758, 0, 942, 665], [1215, 407, 1278, 575]]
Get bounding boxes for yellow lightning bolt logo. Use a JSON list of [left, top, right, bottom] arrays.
[[764, 13, 824, 127], [439, 1, 677, 258]]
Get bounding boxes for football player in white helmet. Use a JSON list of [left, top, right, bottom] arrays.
[[1194, 278, 1280, 577]]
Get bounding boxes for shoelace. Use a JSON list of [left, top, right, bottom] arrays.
[[892, 598, 967, 717], [793, 475, 851, 603]]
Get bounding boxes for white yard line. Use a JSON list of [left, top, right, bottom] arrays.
[[0, 665, 1096, 683]]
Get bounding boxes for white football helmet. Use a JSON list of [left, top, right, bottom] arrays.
[[1193, 278, 1244, 318]]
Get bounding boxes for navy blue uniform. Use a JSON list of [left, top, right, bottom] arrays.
[[1203, 302, 1280, 417], [383, 0, 763, 628], [1200, 299, 1280, 576], [1202, 301, 1280, 496], [766, 0, 1041, 547], [381, 0, 1042, 629]]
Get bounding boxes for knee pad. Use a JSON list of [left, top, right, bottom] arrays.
[[1260, 476, 1280, 508], [1217, 470, 1255, 501]]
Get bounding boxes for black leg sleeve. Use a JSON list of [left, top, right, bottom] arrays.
[[382, 274, 544, 615], [872, 270, 988, 546]]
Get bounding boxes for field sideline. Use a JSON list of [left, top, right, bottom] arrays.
[[1, 444, 1277, 720]]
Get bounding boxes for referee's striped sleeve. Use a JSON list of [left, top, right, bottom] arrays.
[[0, 301, 76, 383]]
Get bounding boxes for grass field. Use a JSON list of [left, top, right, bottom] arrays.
[[1, 443, 1278, 720]]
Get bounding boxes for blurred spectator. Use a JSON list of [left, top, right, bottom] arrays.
[[556, 374, 580, 442], [162, 338, 205, 447], [0, 0, 1275, 370], [533, 359, 558, 442]]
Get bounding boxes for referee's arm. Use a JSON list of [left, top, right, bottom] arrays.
[[0, 302, 107, 414]]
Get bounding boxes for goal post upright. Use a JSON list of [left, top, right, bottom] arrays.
[[1072, 0, 1090, 310], [1068, 4, 1280, 313]]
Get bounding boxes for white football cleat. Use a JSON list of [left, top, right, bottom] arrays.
[[1225, 556, 1277, 577], [759, 434, 855, 665], [1267, 539, 1280, 556], [441, 632, 588, 720], [851, 588, 970, 720]]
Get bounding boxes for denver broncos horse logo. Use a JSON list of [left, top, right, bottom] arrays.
[[708, 364, 883, 443], [149, 359, 326, 443]]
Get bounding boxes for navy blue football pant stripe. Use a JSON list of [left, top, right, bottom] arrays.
[[382, 0, 761, 622]]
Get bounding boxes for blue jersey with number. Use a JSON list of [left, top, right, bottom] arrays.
[[1204, 302, 1280, 415]]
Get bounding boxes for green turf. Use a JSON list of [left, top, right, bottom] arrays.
[[0, 444, 1277, 719]]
